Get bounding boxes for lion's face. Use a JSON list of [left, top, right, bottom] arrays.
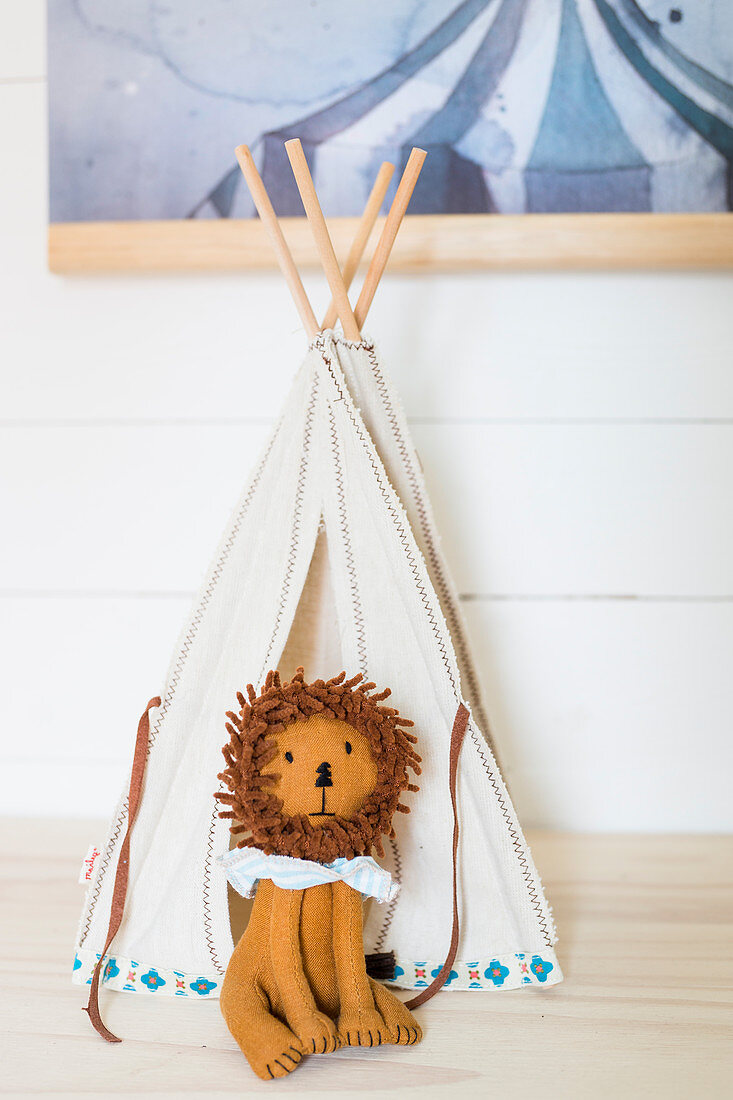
[[261, 714, 378, 819], [217, 669, 421, 862]]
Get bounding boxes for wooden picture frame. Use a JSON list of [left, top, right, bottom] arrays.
[[48, 3, 733, 274], [48, 212, 733, 273]]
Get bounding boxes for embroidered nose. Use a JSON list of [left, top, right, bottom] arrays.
[[315, 761, 333, 788]]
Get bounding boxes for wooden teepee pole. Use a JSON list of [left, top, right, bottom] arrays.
[[285, 139, 361, 342], [354, 147, 426, 330], [234, 144, 319, 339], [321, 161, 394, 332]]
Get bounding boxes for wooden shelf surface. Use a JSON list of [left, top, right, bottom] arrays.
[[1, 819, 731, 1097]]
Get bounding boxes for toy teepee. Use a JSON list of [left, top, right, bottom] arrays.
[[74, 142, 560, 1024]]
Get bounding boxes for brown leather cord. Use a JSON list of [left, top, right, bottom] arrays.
[[83, 696, 161, 1042], [405, 702, 469, 1010]]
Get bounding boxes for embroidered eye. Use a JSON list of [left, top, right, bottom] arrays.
[[345, 741, 352, 754], [284, 751, 294, 763]]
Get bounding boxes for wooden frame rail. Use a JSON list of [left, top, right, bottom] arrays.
[[48, 213, 733, 273]]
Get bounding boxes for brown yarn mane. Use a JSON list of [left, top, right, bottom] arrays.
[[216, 668, 421, 862]]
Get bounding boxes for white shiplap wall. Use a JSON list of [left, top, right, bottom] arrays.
[[2, 3, 732, 830]]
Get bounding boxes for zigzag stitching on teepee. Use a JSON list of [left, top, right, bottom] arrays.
[[202, 800, 226, 974], [158, 413, 287, 746], [199, 372, 322, 970], [256, 372, 319, 683], [318, 339, 458, 688], [78, 799, 128, 948], [326, 353, 402, 955], [464, 715, 553, 945], [327, 401, 367, 674], [79, 412, 286, 946], [360, 343, 554, 946], [328, 391, 404, 953], [320, 341, 554, 947], [362, 340, 495, 752]]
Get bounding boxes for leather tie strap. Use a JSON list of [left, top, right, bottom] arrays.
[[405, 701, 469, 1010], [83, 696, 161, 1042]]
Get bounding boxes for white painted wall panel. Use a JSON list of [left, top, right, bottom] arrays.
[[421, 422, 733, 597], [3, 596, 731, 830], [0, 0, 45, 80], [0, 424, 269, 593], [1, 596, 187, 818], [465, 599, 733, 832], [370, 274, 733, 422], [2, 423, 731, 596]]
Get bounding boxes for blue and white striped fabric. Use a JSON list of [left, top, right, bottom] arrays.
[[218, 847, 399, 904]]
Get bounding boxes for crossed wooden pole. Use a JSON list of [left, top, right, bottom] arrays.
[[234, 140, 426, 342]]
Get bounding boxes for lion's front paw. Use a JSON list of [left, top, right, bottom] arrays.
[[261, 1044, 303, 1079], [338, 1009, 390, 1048], [389, 1020, 422, 1045], [367, 978, 423, 1045], [296, 1010, 340, 1055]]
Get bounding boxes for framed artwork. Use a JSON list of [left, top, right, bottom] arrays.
[[48, 0, 733, 270]]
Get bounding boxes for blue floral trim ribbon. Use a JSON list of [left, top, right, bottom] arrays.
[[72, 947, 220, 998], [388, 950, 562, 992], [72, 946, 561, 998]]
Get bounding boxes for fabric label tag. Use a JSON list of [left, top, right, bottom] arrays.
[[79, 844, 102, 885]]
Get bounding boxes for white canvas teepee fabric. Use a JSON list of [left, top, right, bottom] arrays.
[[74, 334, 561, 1002]]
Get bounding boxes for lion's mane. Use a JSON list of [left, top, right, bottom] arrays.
[[216, 668, 421, 862]]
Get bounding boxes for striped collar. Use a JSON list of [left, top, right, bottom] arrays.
[[218, 846, 398, 904]]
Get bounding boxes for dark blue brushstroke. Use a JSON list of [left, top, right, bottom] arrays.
[[404, 0, 528, 213], [275, 0, 494, 143], [594, 0, 733, 161], [260, 0, 494, 214], [411, 0, 527, 145], [618, 0, 733, 110], [208, 166, 240, 218]]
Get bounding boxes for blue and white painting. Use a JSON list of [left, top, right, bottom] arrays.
[[49, 0, 733, 221]]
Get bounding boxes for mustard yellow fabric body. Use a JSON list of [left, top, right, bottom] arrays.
[[221, 878, 421, 1079]]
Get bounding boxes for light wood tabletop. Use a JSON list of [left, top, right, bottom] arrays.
[[1, 819, 730, 1098]]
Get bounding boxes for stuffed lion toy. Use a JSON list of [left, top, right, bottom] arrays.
[[216, 668, 422, 1079]]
